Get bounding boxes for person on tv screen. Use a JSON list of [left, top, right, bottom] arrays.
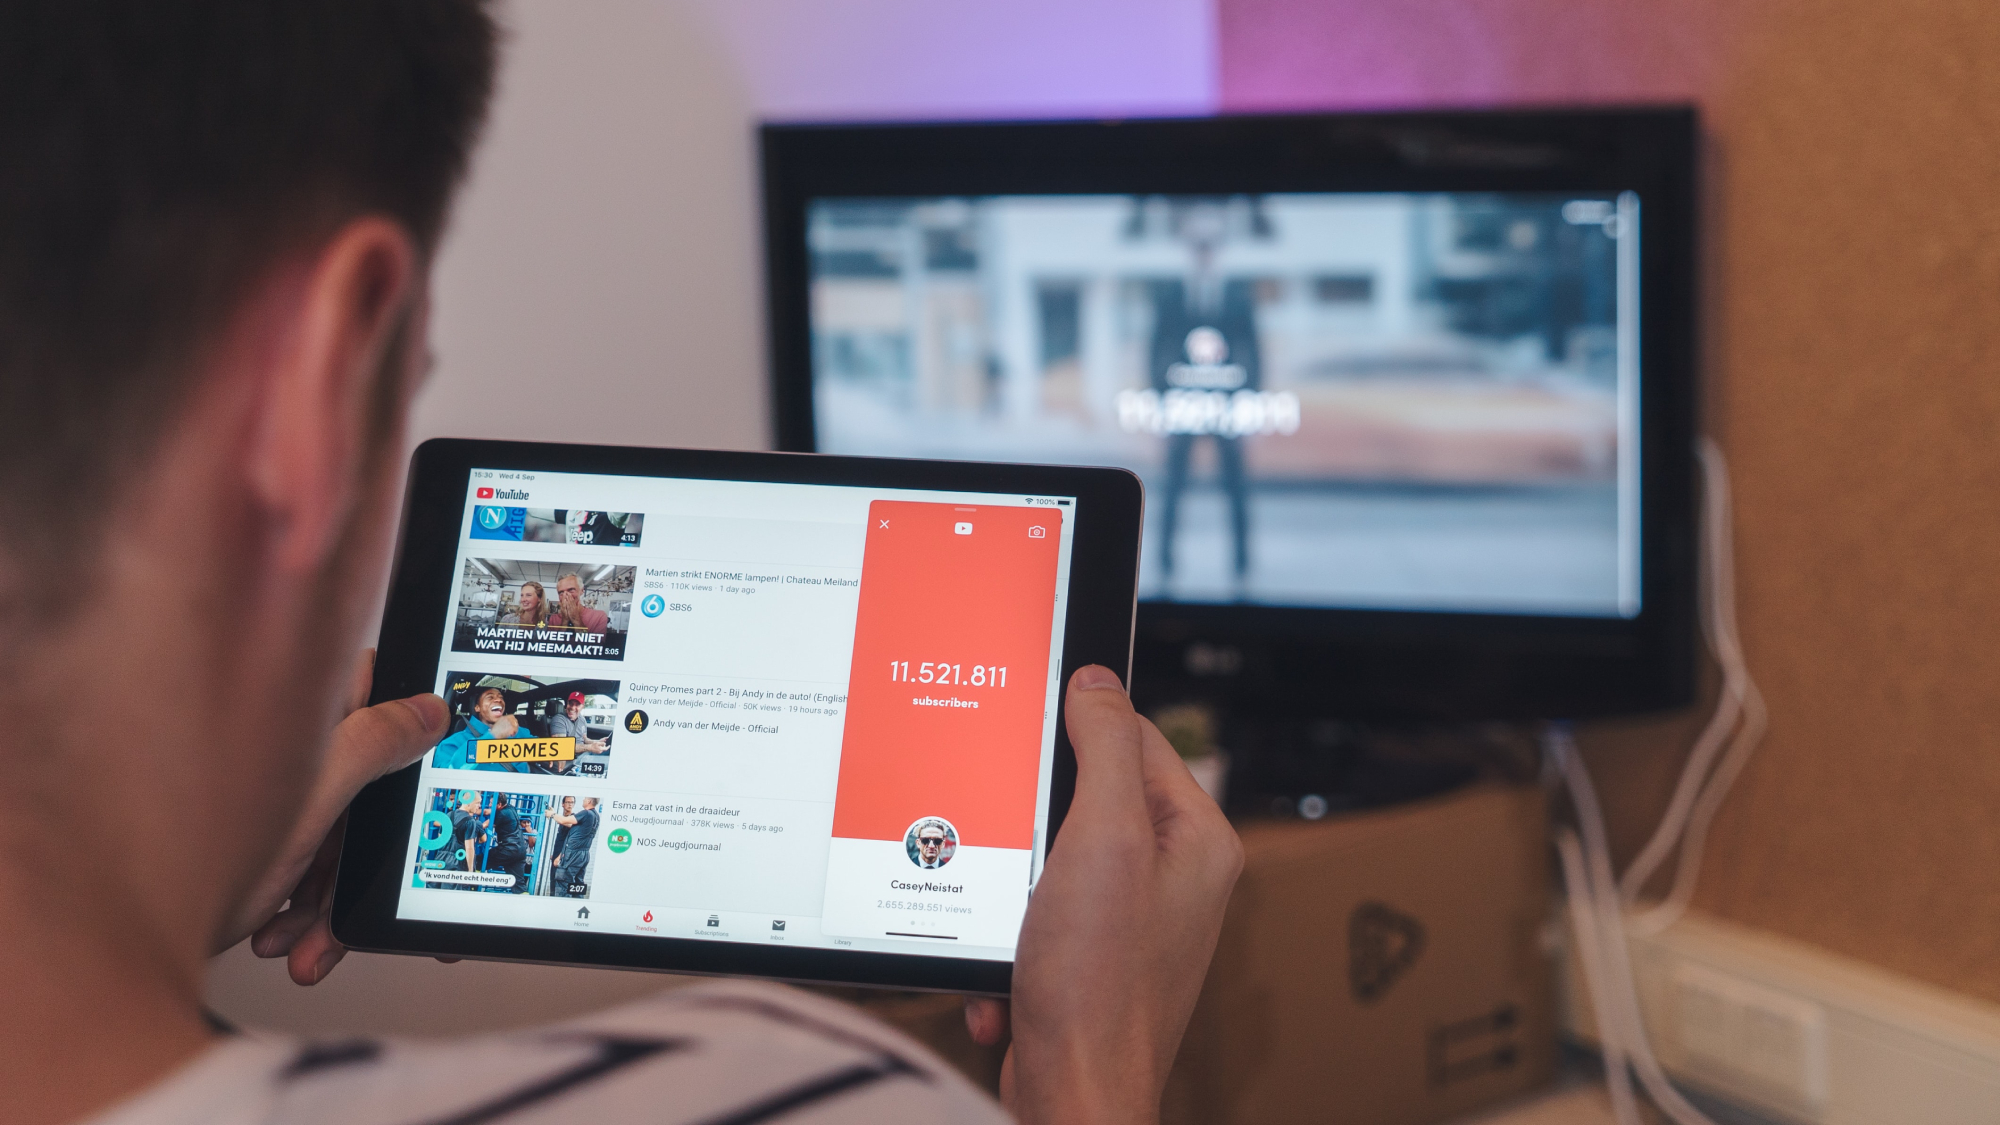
[[544, 795, 599, 896], [1149, 198, 1262, 588], [548, 572, 610, 633], [499, 579, 547, 626], [450, 791, 485, 874], [486, 793, 530, 893], [549, 795, 576, 860], [1, 5, 1240, 1124], [566, 509, 625, 546], [546, 691, 607, 757], [913, 820, 953, 869], [432, 686, 533, 772]]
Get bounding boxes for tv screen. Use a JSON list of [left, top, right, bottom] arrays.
[[807, 190, 1640, 619], [763, 111, 1696, 719]]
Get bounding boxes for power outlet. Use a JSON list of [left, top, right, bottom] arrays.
[[1671, 961, 1828, 1110]]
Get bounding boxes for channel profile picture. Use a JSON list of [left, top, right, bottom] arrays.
[[452, 558, 634, 661], [413, 788, 602, 898], [433, 673, 620, 777], [904, 816, 959, 869]]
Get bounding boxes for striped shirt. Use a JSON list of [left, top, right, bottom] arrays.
[[84, 981, 1011, 1125]]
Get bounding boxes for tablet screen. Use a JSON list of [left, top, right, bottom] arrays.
[[394, 468, 1078, 962]]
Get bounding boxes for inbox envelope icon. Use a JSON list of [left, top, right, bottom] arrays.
[[1028, 525, 1046, 538], [954, 522, 973, 535]]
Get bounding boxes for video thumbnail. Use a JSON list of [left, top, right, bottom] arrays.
[[433, 672, 620, 777], [471, 506, 644, 548], [413, 788, 602, 898], [452, 559, 634, 660]]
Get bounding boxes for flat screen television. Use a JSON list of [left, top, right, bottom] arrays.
[[761, 109, 1697, 719]]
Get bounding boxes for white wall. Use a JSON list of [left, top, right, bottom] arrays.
[[412, 0, 767, 454]]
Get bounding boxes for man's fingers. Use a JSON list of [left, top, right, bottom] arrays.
[[964, 997, 1010, 1047], [286, 917, 347, 986], [322, 693, 447, 793], [1061, 666, 1147, 826], [1136, 715, 1213, 816], [250, 817, 344, 957], [1135, 716, 1243, 885], [345, 648, 377, 716], [250, 901, 318, 958]]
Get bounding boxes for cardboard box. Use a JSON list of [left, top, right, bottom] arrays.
[[1165, 783, 1555, 1124]]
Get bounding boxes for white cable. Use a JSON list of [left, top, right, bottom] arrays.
[[1544, 439, 1763, 1123], [1556, 828, 1644, 1125], [1623, 438, 1767, 936], [1631, 677, 1764, 935], [1550, 726, 1719, 1125], [1620, 439, 1752, 904]]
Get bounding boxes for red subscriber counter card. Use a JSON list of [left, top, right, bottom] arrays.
[[818, 500, 1063, 945]]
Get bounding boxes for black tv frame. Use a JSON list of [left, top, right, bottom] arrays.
[[761, 108, 1698, 721]]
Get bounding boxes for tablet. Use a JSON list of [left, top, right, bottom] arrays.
[[333, 439, 1143, 995]]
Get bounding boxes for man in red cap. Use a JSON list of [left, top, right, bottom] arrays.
[[548, 689, 607, 768]]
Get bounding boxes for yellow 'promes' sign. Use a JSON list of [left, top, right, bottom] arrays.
[[474, 737, 576, 764]]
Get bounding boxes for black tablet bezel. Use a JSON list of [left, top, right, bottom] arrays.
[[331, 438, 1141, 996]]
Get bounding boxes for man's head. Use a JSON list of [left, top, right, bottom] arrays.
[[561, 796, 575, 814], [582, 797, 599, 811], [0, 0, 498, 960], [0, 1, 497, 611], [565, 692, 586, 721], [556, 574, 585, 615], [916, 821, 949, 864], [472, 688, 510, 727], [458, 790, 482, 813]]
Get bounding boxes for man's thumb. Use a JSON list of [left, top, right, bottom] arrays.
[[339, 693, 448, 777]]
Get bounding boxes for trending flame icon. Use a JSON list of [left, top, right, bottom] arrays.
[[642, 910, 653, 923]]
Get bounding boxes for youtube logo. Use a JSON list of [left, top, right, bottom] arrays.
[[477, 487, 494, 499]]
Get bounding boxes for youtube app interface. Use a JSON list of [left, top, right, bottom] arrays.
[[395, 469, 1076, 963]]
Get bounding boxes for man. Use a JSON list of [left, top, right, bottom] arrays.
[[549, 795, 577, 862], [565, 509, 627, 546], [547, 690, 608, 760], [548, 571, 612, 633], [449, 791, 486, 875], [1147, 198, 1263, 589], [430, 685, 535, 772], [487, 792, 529, 894], [499, 579, 547, 626], [913, 819, 953, 869], [544, 795, 600, 897], [0, 4, 1240, 1124]]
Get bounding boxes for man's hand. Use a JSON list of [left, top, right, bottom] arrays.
[[966, 665, 1243, 1124], [221, 649, 446, 984]]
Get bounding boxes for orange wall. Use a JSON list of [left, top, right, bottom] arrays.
[[1222, 0, 2000, 1003]]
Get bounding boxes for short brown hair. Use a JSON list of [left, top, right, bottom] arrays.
[[0, 0, 498, 594]]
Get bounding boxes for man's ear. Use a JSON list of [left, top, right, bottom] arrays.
[[246, 217, 421, 573]]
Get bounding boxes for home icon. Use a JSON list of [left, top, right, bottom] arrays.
[[576, 906, 590, 920]]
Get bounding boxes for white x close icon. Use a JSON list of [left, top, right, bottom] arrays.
[[878, 519, 890, 529]]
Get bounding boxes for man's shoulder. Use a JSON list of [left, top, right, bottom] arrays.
[[89, 981, 1008, 1125]]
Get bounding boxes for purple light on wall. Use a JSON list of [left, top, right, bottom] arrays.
[[1217, 0, 1739, 112], [692, 0, 1218, 121]]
